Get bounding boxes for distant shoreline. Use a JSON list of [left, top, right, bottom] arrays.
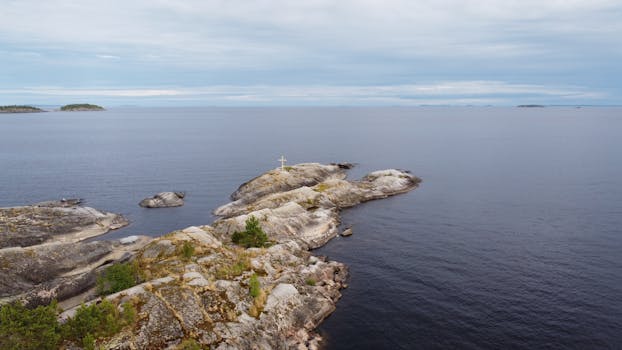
[[0, 104, 105, 114], [0, 105, 45, 113]]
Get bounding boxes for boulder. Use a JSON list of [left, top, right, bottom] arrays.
[[341, 227, 353, 237], [139, 192, 185, 208]]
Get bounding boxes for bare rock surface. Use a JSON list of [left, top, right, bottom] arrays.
[[0, 236, 151, 308], [0, 200, 147, 308], [213, 163, 421, 249], [0, 200, 128, 248], [229, 163, 347, 203], [139, 191, 185, 208]]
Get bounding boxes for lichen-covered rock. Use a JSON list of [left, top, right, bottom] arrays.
[[229, 163, 346, 203], [139, 191, 185, 208], [66, 230, 349, 350]]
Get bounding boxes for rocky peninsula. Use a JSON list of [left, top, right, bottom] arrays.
[[0, 163, 420, 349], [0, 105, 44, 113], [60, 104, 105, 111]]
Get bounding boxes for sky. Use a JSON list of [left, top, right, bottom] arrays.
[[1, 0, 621, 106]]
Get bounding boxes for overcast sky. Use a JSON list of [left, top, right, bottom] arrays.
[[1, 0, 621, 106]]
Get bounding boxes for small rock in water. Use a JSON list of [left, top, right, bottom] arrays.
[[35, 198, 83, 208], [341, 227, 353, 237], [120, 235, 140, 245], [139, 191, 185, 208]]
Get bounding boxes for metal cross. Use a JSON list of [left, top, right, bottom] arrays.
[[278, 155, 287, 170]]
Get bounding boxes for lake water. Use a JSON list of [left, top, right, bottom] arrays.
[[1, 107, 621, 349]]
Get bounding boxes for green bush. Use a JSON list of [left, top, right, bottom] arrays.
[[0, 301, 61, 350], [249, 274, 261, 298], [232, 216, 268, 248], [82, 333, 96, 350], [181, 241, 195, 260], [62, 299, 135, 343], [0, 299, 136, 349], [178, 338, 205, 350], [96, 262, 141, 295]]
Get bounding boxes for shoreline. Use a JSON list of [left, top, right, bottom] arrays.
[[1, 163, 420, 349]]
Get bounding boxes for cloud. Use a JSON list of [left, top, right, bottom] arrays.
[[0, 1, 620, 104], [96, 54, 121, 60], [0, 81, 605, 105]]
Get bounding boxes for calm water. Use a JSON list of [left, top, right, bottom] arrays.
[[1, 107, 621, 349]]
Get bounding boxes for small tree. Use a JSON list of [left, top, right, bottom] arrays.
[[96, 262, 141, 295], [232, 216, 268, 248]]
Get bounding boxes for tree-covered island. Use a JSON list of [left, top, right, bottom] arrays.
[[0, 105, 44, 113], [60, 104, 105, 111]]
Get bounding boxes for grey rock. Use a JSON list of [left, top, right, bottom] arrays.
[[341, 227, 353, 237], [229, 163, 346, 203], [119, 235, 139, 245], [139, 191, 185, 208], [0, 202, 128, 249], [0, 236, 150, 307]]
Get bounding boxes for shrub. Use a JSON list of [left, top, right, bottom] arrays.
[[249, 274, 261, 298], [305, 278, 316, 286], [62, 299, 136, 343], [82, 333, 96, 350], [0, 299, 136, 349], [181, 241, 195, 260], [96, 262, 141, 295], [232, 216, 268, 248], [0, 301, 61, 350], [178, 338, 204, 350], [215, 255, 250, 279]]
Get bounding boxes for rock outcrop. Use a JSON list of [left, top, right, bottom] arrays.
[[213, 165, 421, 249], [62, 227, 347, 349], [0, 237, 150, 308], [0, 200, 128, 248], [54, 163, 420, 349], [1, 164, 419, 349], [139, 192, 185, 208], [0, 200, 147, 309]]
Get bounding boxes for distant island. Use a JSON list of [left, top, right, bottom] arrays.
[[517, 104, 545, 108], [60, 103, 105, 111], [0, 105, 44, 113]]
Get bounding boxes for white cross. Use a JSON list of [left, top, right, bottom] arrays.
[[278, 155, 287, 170]]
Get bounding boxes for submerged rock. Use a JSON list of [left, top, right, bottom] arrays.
[[139, 191, 185, 208], [341, 227, 353, 237]]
